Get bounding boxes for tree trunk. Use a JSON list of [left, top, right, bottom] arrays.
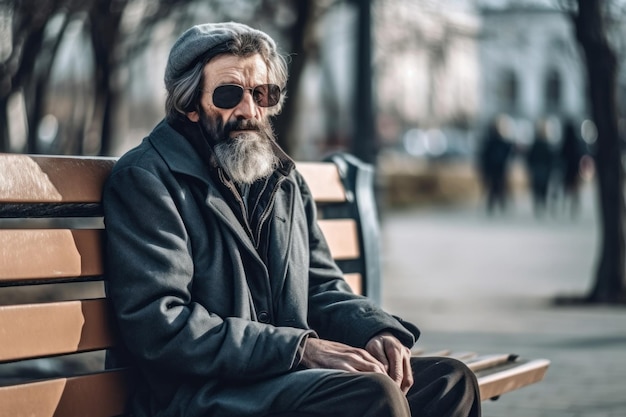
[[16, 28, 46, 153], [574, 0, 626, 303], [352, 0, 376, 164], [27, 14, 73, 154], [273, 0, 313, 157], [87, 0, 126, 156], [0, 95, 10, 152], [26, 77, 46, 154]]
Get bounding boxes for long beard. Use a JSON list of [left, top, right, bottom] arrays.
[[200, 113, 278, 184]]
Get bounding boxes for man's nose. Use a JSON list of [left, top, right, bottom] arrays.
[[233, 90, 258, 119]]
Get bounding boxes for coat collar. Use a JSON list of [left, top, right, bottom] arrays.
[[147, 119, 258, 255], [148, 119, 213, 184]]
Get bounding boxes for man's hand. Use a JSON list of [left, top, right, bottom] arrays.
[[365, 332, 414, 394], [300, 338, 387, 374]]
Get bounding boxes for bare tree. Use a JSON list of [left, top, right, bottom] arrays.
[[0, 0, 89, 152], [1, 0, 324, 156], [561, 0, 626, 303], [272, 0, 315, 155]]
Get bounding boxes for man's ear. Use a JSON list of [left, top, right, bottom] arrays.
[[186, 111, 199, 122]]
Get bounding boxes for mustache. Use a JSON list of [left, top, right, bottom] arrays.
[[197, 109, 272, 146], [223, 119, 263, 134]]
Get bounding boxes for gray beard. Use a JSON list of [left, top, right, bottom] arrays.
[[197, 110, 279, 185], [213, 131, 278, 185]]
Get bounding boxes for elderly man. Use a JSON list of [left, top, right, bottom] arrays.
[[103, 22, 481, 417]]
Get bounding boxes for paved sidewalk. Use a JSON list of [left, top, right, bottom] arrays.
[[379, 183, 626, 417]]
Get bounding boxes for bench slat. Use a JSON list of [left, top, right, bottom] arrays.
[[412, 350, 550, 401], [343, 273, 362, 295], [318, 219, 360, 260], [476, 358, 551, 401], [0, 299, 114, 362], [464, 354, 515, 372], [0, 155, 115, 204], [0, 370, 129, 417], [0, 229, 103, 282], [0, 225, 356, 282], [0, 157, 345, 205], [296, 162, 347, 203]]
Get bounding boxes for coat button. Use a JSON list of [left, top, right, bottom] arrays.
[[258, 311, 270, 323]]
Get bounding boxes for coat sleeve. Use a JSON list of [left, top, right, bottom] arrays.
[[294, 172, 421, 349], [104, 164, 313, 382]]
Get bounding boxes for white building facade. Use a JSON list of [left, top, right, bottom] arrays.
[[478, 4, 589, 145], [370, 0, 612, 155]]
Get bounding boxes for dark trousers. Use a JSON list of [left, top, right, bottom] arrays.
[[263, 356, 481, 417]]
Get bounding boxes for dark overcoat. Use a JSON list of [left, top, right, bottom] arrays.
[[103, 120, 419, 417]]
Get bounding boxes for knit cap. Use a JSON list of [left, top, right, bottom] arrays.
[[164, 22, 277, 89]]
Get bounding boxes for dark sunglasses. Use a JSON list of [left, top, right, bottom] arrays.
[[211, 84, 281, 109]]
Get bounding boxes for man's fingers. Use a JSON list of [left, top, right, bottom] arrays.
[[366, 333, 415, 393], [346, 349, 387, 374], [349, 355, 387, 374], [383, 337, 404, 383], [301, 338, 387, 374], [367, 337, 390, 371], [400, 353, 414, 394]]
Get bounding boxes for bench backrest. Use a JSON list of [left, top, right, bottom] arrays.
[[0, 152, 380, 417]]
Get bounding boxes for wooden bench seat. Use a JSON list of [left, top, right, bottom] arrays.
[[0, 153, 549, 417]]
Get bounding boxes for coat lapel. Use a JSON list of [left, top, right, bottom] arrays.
[[204, 186, 261, 261], [267, 179, 296, 299], [148, 120, 263, 265]]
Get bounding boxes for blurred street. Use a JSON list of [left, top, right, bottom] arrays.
[[379, 182, 626, 417]]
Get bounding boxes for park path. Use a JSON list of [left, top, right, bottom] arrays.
[[379, 183, 626, 416]]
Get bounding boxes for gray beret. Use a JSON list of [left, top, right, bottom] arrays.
[[164, 22, 277, 89]]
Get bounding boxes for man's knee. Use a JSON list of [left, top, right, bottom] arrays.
[[435, 357, 477, 383], [412, 356, 477, 385], [354, 373, 410, 417], [409, 357, 481, 417], [282, 371, 410, 417], [359, 373, 406, 401]]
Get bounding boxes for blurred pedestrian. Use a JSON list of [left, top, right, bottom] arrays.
[[478, 115, 515, 215], [525, 119, 556, 217], [556, 119, 586, 217]]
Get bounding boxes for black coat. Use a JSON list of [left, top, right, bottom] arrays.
[[103, 120, 420, 417]]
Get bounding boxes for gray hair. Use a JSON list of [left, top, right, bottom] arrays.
[[165, 29, 288, 122]]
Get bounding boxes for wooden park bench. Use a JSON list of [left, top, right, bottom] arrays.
[[0, 152, 550, 416]]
